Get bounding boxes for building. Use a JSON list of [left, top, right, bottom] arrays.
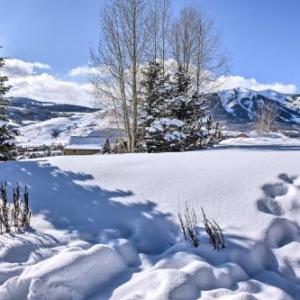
[[64, 136, 102, 155]]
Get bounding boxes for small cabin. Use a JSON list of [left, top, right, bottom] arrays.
[[235, 133, 249, 138], [64, 136, 102, 155]]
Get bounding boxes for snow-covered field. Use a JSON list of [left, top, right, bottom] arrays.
[[220, 133, 300, 147], [16, 109, 120, 147], [0, 149, 299, 299]]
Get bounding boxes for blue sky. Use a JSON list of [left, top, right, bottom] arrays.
[[0, 0, 299, 104]]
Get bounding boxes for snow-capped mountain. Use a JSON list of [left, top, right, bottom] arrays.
[[8, 97, 97, 126], [209, 88, 300, 132], [9, 89, 300, 146]]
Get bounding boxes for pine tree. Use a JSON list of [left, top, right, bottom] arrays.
[[168, 67, 204, 150], [169, 67, 222, 151], [0, 52, 17, 160], [140, 61, 178, 152], [140, 64, 222, 152], [168, 66, 190, 121], [102, 138, 111, 154], [183, 93, 206, 150]]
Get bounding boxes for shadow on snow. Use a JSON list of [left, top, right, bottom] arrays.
[[0, 159, 177, 254]]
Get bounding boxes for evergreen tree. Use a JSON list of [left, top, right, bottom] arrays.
[[140, 61, 177, 152], [182, 93, 206, 150], [0, 52, 17, 160], [168, 67, 205, 150], [167, 66, 190, 120], [140, 63, 222, 152], [102, 138, 111, 154], [169, 67, 223, 150]]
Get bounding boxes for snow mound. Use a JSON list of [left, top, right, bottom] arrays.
[[0, 244, 127, 300], [0, 149, 299, 299]]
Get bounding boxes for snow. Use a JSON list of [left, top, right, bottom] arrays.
[[219, 88, 289, 113], [12, 89, 300, 150], [258, 89, 289, 102], [220, 133, 300, 147], [0, 244, 127, 300], [217, 88, 300, 127], [218, 88, 257, 115], [0, 149, 299, 299], [16, 109, 121, 147], [65, 136, 102, 151], [147, 118, 184, 133]]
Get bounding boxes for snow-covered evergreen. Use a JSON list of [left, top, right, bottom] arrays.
[[140, 61, 178, 152], [140, 63, 222, 152], [0, 54, 17, 160]]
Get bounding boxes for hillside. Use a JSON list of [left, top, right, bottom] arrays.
[[10, 90, 300, 147], [8, 97, 97, 125], [0, 150, 299, 299], [17, 109, 120, 146], [5, 97, 121, 147]]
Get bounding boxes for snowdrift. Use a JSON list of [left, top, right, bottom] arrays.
[[0, 148, 299, 299]]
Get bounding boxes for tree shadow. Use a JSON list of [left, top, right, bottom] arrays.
[[0, 160, 177, 254]]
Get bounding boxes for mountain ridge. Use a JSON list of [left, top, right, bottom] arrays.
[[9, 88, 300, 146], [208, 87, 300, 132], [8, 97, 97, 125]]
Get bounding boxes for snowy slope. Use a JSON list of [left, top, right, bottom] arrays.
[[0, 149, 299, 299], [209, 88, 300, 133], [8, 97, 96, 125], [16, 109, 121, 146], [6, 97, 122, 147]]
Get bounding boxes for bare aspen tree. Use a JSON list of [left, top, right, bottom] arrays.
[[147, 0, 170, 64], [160, 0, 170, 73], [90, 0, 132, 151], [148, 0, 160, 62], [119, 0, 148, 150], [91, 0, 147, 152], [255, 103, 278, 136], [170, 8, 198, 75], [193, 13, 226, 93], [170, 7, 227, 92]]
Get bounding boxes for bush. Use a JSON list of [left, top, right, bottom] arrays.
[[21, 186, 31, 229], [178, 202, 200, 247], [178, 203, 225, 250], [202, 207, 225, 251], [0, 182, 31, 233], [0, 182, 10, 233], [111, 139, 128, 154]]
